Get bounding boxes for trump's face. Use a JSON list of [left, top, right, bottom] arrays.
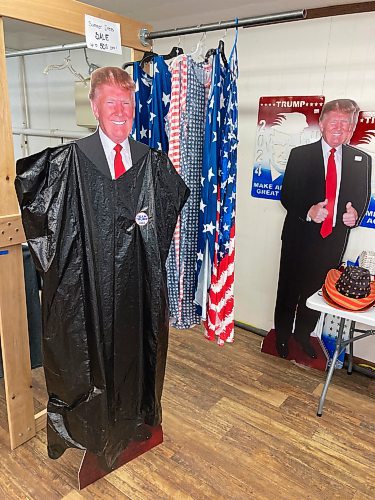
[[319, 110, 355, 148], [91, 84, 134, 143], [270, 138, 291, 174]]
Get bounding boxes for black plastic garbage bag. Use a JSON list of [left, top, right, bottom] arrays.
[[15, 140, 189, 468]]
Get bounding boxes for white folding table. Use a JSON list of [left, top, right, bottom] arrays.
[[306, 291, 375, 416]]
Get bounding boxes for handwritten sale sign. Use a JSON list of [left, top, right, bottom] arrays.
[[85, 15, 122, 55]]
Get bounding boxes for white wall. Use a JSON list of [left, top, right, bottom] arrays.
[[154, 12, 375, 361], [6, 14, 375, 361]]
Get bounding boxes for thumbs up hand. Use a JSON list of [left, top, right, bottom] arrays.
[[308, 199, 329, 223], [343, 201, 358, 227]]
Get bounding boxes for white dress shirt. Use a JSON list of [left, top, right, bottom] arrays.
[[98, 127, 133, 179], [321, 138, 342, 226]]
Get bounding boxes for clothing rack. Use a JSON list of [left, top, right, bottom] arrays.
[[139, 9, 306, 45], [6, 41, 87, 58]]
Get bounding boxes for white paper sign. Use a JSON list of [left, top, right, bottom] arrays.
[[85, 15, 122, 55]]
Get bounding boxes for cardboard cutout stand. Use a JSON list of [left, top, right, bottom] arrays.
[[261, 329, 328, 371], [0, 0, 154, 488], [78, 425, 163, 489]]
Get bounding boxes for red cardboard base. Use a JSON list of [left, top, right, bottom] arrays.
[[78, 424, 163, 489], [261, 329, 328, 371]]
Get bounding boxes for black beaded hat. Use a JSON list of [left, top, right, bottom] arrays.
[[335, 266, 371, 299]]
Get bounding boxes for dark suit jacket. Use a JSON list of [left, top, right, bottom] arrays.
[[76, 129, 149, 178], [280, 140, 371, 265]]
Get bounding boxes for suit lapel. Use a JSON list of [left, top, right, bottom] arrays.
[[312, 140, 326, 201], [129, 137, 150, 166], [76, 129, 112, 178]]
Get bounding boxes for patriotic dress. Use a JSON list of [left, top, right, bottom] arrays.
[[168, 56, 209, 329], [132, 63, 152, 145], [195, 34, 238, 345], [166, 55, 188, 322], [132, 56, 171, 153]]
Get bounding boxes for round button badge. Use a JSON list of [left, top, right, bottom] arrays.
[[135, 212, 149, 226]]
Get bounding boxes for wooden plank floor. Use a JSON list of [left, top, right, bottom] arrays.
[[0, 326, 374, 499]]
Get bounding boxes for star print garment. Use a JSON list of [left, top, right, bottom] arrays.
[[170, 56, 208, 329], [166, 55, 188, 321], [194, 49, 222, 322], [148, 56, 171, 152], [132, 57, 171, 152], [195, 34, 239, 344], [205, 34, 238, 345], [131, 63, 152, 145]]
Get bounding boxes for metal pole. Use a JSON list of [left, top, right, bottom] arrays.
[[19, 56, 30, 157], [139, 9, 306, 45], [12, 127, 89, 139], [6, 42, 87, 58]]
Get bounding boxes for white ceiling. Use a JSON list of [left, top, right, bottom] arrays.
[[82, 0, 370, 29], [3, 1, 371, 50]]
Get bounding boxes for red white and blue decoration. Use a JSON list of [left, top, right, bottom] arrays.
[[195, 32, 238, 345], [350, 111, 375, 230], [132, 56, 171, 152], [251, 96, 324, 201]]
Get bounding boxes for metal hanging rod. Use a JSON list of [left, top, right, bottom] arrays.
[[6, 42, 87, 58], [139, 9, 306, 45], [12, 127, 89, 139]]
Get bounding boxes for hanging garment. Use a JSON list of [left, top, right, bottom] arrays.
[[205, 36, 239, 345], [148, 56, 172, 152], [167, 55, 209, 329], [166, 55, 188, 321], [132, 57, 171, 152], [15, 137, 189, 468], [167, 55, 188, 178], [195, 34, 239, 344], [176, 56, 209, 328], [194, 48, 222, 321], [132, 63, 152, 145]]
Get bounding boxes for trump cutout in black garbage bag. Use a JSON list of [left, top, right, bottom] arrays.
[[15, 67, 189, 468]]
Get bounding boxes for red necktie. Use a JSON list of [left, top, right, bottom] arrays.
[[114, 144, 126, 179], [320, 147, 337, 238]]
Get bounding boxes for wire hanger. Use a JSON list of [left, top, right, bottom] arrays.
[[43, 51, 87, 84], [189, 32, 206, 60], [204, 21, 228, 67], [83, 48, 100, 75]]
